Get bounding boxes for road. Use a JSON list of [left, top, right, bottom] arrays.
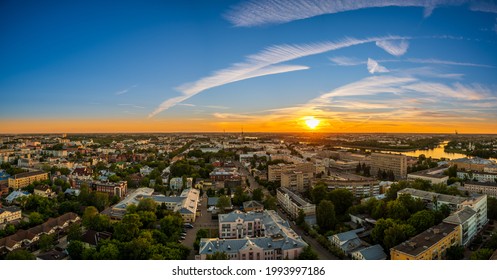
[[237, 161, 338, 260], [185, 193, 218, 260]]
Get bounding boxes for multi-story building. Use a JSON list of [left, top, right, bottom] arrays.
[[268, 162, 314, 182], [443, 207, 477, 246], [276, 187, 315, 219], [370, 153, 407, 180], [145, 188, 200, 223], [407, 166, 449, 185], [0, 206, 22, 225], [460, 181, 497, 198], [34, 185, 56, 198], [390, 222, 460, 260], [8, 170, 48, 189], [451, 157, 495, 172], [70, 166, 93, 180], [398, 188, 488, 230], [280, 170, 312, 192], [198, 210, 307, 260], [457, 171, 497, 183], [93, 181, 127, 198], [320, 178, 380, 198], [209, 168, 240, 182]]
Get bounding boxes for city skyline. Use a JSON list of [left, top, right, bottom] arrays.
[[2, 0, 497, 133]]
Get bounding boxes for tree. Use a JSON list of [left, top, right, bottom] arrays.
[[5, 249, 36, 260], [316, 200, 337, 231], [383, 223, 415, 250], [194, 229, 209, 251], [487, 197, 497, 220], [328, 189, 354, 216], [251, 188, 264, 202], [298, 246, 318, 260], [371, 218, 396, 245], [216, 195, 231, 213], [29, 212, 44, 226], [95, 242, 120, 260], [67, 224, 83, 241], [311, 183, 328, 205], [38, 234, 56, 252], [67, 240, 84, 259], [113, 214, 143, 242], [263, 195, 277, 210], [386, 200, 410, 221], [206, 252, 229, 260], [159, 214, 183, 241], [137, 198, 157, 213], [82, 206, 99, 227], [138, 211, 157, 229], [296, 209, 306, 227], [470, 248, 493, 260], [445, 245, 465, 260], [407, 210, 435, 233]]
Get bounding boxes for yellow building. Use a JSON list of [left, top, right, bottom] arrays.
[[390, 222, 460, 260], [0, 206, 22, 224], [371, 153, 407, 180], [8, 170, 48, 189]]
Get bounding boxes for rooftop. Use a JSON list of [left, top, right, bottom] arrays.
[[398, 188, 467, 205], [391, 222, 459, 257]]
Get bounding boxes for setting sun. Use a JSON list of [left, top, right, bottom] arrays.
[[304, 116, 320, 130]]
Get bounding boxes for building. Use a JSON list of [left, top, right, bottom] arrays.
[[198, 210, 307, 260], [460, 181, 497, 198], [323, 179, 380, 198], [268, 163, 314, 182], [457, 171, 497, 183], [209, 168, 240, 182], [8, 170, 49, 189], [92, 181, 127, 198], [484, 164, 497, 174], [397, 188, 488, 230], [276, 187, 315, 220], [0, 212, 80, 253], [140, 166, 153, 176], [169, 177, 183, 190], [242, 200, 264, 212], [280, 170, 312, 192], [70, 167, 93, 180], [145, 188, 200, 222], [451, 157, 495, 172], [407, 166, 449, 185], [34, 185, 56, 198], [328, 228, 364, 255], [390, 222, 460, 260], [5, 190, 30, 204], [370, 153, 407, 180], [443, 207, 477, 246], [351, 244, 387, 260], [0, 206, 22, 225]]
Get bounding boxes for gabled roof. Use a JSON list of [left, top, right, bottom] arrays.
[[443, 206, 477, 225], [354, 244, 387, 260]]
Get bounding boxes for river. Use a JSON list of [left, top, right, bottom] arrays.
[[398, 141, 466, 160]]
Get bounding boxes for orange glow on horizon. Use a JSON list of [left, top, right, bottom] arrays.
[[1, 118, 497, 134]]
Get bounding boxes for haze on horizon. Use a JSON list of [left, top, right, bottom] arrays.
[[1, 0, 497, 134]]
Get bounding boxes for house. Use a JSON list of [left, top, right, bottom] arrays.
[[0, 206, 22, 225], [328, 228, 365, 255], [243, 200, 264, 212], [64, 188, 81, 197], [70, 167, 93, 180], [351, 244, 387, 260], [5, 190, 31, 204], [80, 230, 112, 247], [34, 185, 56, 198], [140, 166, 153, 176]]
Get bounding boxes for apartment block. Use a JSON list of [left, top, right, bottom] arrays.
[[8, 170, 49, 189], [460, 181, 497, 198], [0, 206, 22, 225], [276, 187, 315, 219], [280, 170, 312, 192], [370, 153, 407, 180], [268, 162, 314, 182], [92, 181, 127, 198], [390, 222, 460, 260]]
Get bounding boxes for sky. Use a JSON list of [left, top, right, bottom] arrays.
[[1, 0, 497, 133]]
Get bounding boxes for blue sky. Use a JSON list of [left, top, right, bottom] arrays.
[[1, 0, 497, 133]]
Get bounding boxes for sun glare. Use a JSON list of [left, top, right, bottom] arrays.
[[304, 116, 320, 130]]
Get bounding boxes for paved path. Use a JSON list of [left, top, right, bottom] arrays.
[[185, 193, 218, 260]]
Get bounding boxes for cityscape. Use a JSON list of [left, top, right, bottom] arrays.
[[1, 0, 497, 262]]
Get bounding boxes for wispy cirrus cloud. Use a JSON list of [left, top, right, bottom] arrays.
[[118, 103, 145, 109], [367, 58, 389, 74], [329, 56, 364, 66], [330, 56, 493, 69], [148, 35, 407, 118], [375, 39, 409, 56], [115, 84, 137, 95], [225, 0, 497, 27], [406, 58, 495, 68]]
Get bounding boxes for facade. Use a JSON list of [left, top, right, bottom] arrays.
[[451, 157, 495, 172], [443, 207, 477, 246], [407, 166, 449, 185], [70, 167, 93, 180], [198, 210, 307, 260], [280, 170, 312, 192], [276, 187, 315, 219], [8, 170, 49, 189], [370, 153, 407, 180], [146, 188, 200, 222], [268, 163, 314, 182], [457, 171, 497, 183], [93, 181, 127, 198], [0, 206, 22, 225], [322, 179, 380, 198], [390, 222, 460, 260], [34, 185, 56, 198], [209, 168, 240, 182], [328, 229, 364, 255], [460, 181, 497, 198]]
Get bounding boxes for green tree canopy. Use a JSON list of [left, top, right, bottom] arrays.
[[316, 200, 337, 231], [298, 246, 318, 260], [5, 249, 36, 260], [407, 210, 435, 233], [328, 189, 354, 216], [137, 198, 157, 213]]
